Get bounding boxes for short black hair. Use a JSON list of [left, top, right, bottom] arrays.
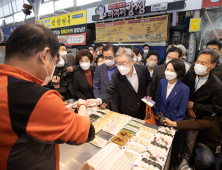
[[167, 47, 182, 58], [167, 42, 174, 48], [88, 44, 93, 48], [132, 47, 140, 56], [206, 39, 222, 50], [167, 59, 186, 79], [6, 23, 60, 60], [97, 43, 104, 48], [66, 45, 71, 49], [60, 43, 66, 47], [98, 4, 104, 10], [95, 54, 104, 65], [198, 49, 219, 64], [143, 44, 149, 49], [146, 50, 160, 61], [124, 45, 132, 50], [80, 46, 89, 50], [102, 44, 117, 55]]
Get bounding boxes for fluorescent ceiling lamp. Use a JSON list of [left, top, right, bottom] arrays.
[[77, 0, 101, 6], [14, 11, 25, 22], [40, 1, 54, 16], [5, 16, 14, 24], [54, 0, 74, 11]]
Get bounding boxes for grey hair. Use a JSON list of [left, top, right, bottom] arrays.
[[115, 48, 134, 62], [198, 49, 219, 64]]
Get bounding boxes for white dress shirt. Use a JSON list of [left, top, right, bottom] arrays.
[[195, 75, 209, 91], [126, 66, 139, 93], [166, 80, 178, 99]]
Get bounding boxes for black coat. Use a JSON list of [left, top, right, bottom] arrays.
[[100, 64, 152, 119], [72, 66, 96, 100], [189, 62, 222, 82], [151, 64, 166, 101], [182, 70, 222, 119]]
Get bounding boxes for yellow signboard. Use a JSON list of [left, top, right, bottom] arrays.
[[189, 18, 201, 32], [35, 10, 86, 29], [96, 15, 168, 42]]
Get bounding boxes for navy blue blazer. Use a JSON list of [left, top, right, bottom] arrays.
[[155, 79, 190, 125], [93, 64, 120, 112]]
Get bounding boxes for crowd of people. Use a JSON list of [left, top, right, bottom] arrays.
[[0, 23, 222, 170]]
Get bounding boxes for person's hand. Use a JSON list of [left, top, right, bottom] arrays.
[[100, 103, 107, 109], [155, 116, 159, 120], [163, 118, 177, 127], [187, 101, 194, 110], [92, 52, 98, 59], [187, 109, 196, 119], [77, 99, 87, 107], [67, 66, 74, 72], [87, 99, 100, 106], [66, 102, 77, 111], [147, 96, 152, 101]]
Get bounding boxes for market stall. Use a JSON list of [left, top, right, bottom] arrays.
[[61, 100, 175, 170]]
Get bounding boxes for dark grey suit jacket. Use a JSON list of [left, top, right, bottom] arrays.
[[152, 64, 166, 101], [99, 64, 152, 119]]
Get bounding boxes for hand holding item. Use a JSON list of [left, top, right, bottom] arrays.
[[66, 102, 77, 111], [77, 99, 88, 107], [163, 118, 177, 127], [92, 52, 98, 59], [187, 101, 194, 110], [147, 96, 152, 101], [100, 103, 107, 109], [187, 109, 196, 119], [67, 66, 74, 72], [87, 99, 100, 106]]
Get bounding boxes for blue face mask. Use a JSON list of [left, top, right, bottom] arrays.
[[40, 52, 56, 86]]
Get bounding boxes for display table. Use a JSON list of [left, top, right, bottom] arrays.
[[59, 122, 171, 170]]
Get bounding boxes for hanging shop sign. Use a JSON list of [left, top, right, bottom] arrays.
[[87, 0, 202, 23], [151, 2, 168, 12], [35, 10, 86, 29], [96, 15, 168, 42], [189, 18, 201, 32], [202, 0, 222, 8], [57, 33, 86, 46], [92, 0, 183, 21], [50, 24, 86, 36]]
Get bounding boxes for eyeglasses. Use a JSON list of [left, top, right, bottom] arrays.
[[117, 61, 130, 67], [104, 56, 114, 60]]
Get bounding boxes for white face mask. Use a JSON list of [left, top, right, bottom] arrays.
[[104, 59, 115, 66], [144, 50, 149, 54], [60, 51, 67, 56], [90, 51, 94, 54], [40, 52, 56, 86], [56, 58, 65, 67], [118, 65, 131, 75], [165, 60, 171, 64], [137, 57, 142, 62], [147, 60, 156, 68], [80, 63, 90, 70], [194, 64, 211, 76], [133, 58, 137, 63], [165, 71, 177, 80], [97, 51, 100, 55]]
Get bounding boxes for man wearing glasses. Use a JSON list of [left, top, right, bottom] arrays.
[[89, 48, 152, 119], [93, 44, 120, 112]]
